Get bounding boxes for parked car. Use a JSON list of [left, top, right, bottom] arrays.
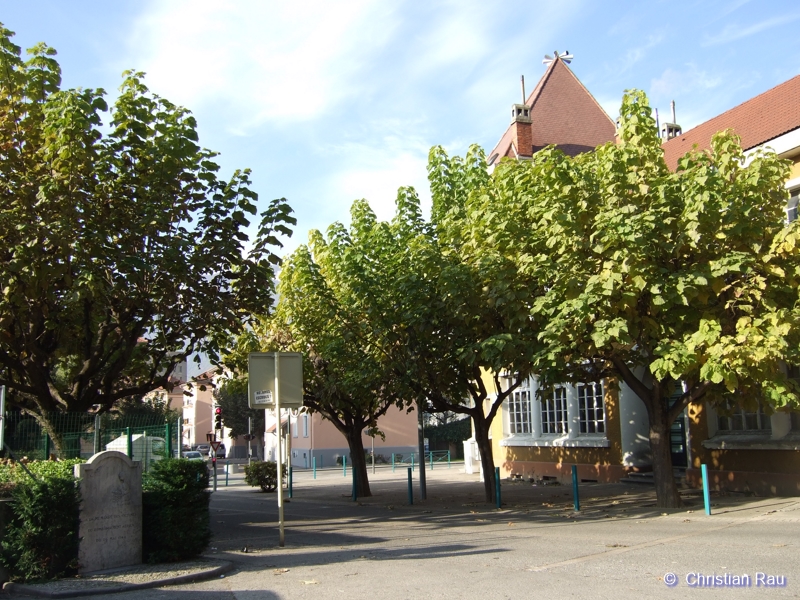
[[182, 451, 204, 461], [214, 444, 226, 458], [196, 444, 211, 455]]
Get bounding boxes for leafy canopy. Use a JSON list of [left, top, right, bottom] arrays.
[[0, 25, 295, 419]]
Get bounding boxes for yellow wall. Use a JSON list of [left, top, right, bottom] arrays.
[[686, 403, 800, 495], [491, 383, 625, 482]]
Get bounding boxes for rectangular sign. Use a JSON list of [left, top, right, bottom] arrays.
[[248, 352, 304, 409]]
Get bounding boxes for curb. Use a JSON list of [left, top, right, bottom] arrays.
[[2, 560, 235, 598]]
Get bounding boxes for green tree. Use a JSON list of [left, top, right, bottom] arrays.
[[267, 226, 417, 498], [0, 26, 295, 456], [213, 378, 265, 459], [463, 90, 800, 507]]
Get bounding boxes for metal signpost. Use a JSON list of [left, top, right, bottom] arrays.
[[248, 352, 303, 548], [210, 440, 222, 491]]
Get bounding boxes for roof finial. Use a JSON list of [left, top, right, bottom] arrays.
[[542, 50, 574, 66]]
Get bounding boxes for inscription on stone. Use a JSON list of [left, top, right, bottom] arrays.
[[74, 451, 142, 573]]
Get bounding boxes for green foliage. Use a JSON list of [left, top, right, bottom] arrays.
[[112, 394, 181, 425], [425, 418, 471, 445], [461, 89, 800, 506], [213, 378, 265, 439], [1, 477, 80, 582], [0, 25, 294, 447], [243, 460, 286, 492], [0, 458, 83, 490], [141, 459, 210, 563]]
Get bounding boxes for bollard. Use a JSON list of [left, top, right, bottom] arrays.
[[430, 451, 433, 470], [407, 467, 413, 505], [343, 455, 347, 477], [313, 456, 317, 480], [411, 453, 415, 472], [701, 463, 712, 515], [447, 450, 451, 469], [289, 466, 293, 499], [571, 465, 580, 511], [392, 453, 395, 473], [126, 427, 132, 459], [495, 467, 501, 508], [225, 461, 229, 487]]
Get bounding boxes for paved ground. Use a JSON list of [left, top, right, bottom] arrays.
[[7, 464, 799, 599]]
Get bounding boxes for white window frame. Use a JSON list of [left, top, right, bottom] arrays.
[[577, 382, 606, 434], [508, 385, 532, 434], [541, 386, 569, 435], [501, 376, 609, 448]]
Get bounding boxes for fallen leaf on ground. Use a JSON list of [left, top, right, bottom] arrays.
[[274, 568, 290, 574], [301, 580, 318, 585]]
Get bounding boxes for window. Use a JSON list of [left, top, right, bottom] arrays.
[[508, 388, 531, 434], [541, 387, 568, 434], [578, 383, 605, 433], [303, 414, 309, 437], [292, 419, 298, 438], [717, 405, 771, 432], [787, 193, 798, 223]]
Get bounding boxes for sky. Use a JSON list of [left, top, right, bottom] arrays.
[[3, 0, 800, 258]]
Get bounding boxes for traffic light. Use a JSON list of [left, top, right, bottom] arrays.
[[214, 407, 222, 430]]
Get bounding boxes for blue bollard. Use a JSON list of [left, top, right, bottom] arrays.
[[430, 451, 433, 470], [447, 450, 450, 469], [407, 467, 413, 505], [343, 455, 347, 477], [702, 464, 712, 515], [313, 456, 316, 480], [572, 465, 580, 511]]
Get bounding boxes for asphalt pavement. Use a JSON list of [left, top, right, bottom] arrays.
[[7, 463, 799, 599]]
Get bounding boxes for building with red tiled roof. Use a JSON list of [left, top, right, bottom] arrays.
[[488, 54, 616, 166], [662, 75, 800, 173]]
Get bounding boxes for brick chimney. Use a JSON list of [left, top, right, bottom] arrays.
[[510, 103, 532, 157]]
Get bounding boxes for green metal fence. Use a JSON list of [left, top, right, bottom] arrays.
[[2, 411, 181, 471]]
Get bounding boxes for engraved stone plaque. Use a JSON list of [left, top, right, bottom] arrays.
[[74, 451, 142, 573]]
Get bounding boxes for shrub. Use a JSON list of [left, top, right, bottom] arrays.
[[243, 461, 286, 492], [0, 477, 80, 582], [142, 459, 210, 563]]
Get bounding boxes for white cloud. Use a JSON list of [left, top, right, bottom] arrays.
[[702, 13, 800, 46], [125, 0, 398, 129], [650, 64, 723, 99], [323, 127, 433, 223]]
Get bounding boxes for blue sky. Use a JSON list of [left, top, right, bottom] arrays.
[[4, 0, 800, 256]]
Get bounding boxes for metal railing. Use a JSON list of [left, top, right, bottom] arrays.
[[391, 451, 450, 472], [1, 411, 181, 472]]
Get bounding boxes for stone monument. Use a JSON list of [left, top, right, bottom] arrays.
[[74, 451, 142, 573]]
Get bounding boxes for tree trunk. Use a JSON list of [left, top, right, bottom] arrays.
[[344, 429, 371, 497], [33, 413, 66, 459], [472, 415, 496, 504], [647, 399, 682, 509]]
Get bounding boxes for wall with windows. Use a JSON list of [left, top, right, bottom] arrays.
[[685, 402, 800, 495], [492, 377, 625, 483]]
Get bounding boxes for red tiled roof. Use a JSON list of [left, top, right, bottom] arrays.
[[489, 58, 616, 162], [662, 75, 800, 170]]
